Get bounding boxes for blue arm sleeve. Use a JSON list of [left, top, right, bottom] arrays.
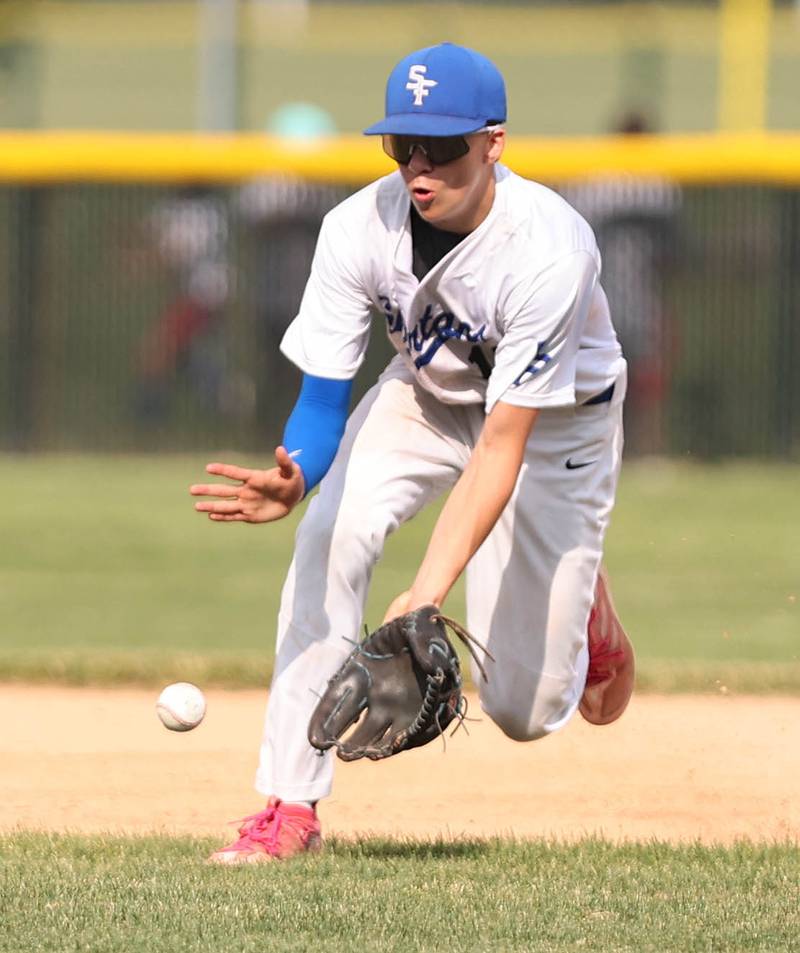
[[282, 374, 353, 497]]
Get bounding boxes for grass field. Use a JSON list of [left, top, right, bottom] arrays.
[[1, 834, 798, 953], [3, 457, 799, 953], [0, 455, 798, 692]]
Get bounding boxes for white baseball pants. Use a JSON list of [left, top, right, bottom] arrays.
[[256, 356, 626, 802]]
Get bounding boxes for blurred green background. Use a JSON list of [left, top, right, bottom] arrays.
[[1, 455, 797, 691], [1, 0, 798, 134]]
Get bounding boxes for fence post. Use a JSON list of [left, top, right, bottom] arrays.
[[7, 187, 43, 451]]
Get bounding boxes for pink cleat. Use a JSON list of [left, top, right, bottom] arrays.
[[579, 567, 635, 726], [208, 797, 322, 864]]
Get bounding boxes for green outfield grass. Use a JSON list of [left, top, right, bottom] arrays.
[[0, 455, 798, 692], [1, 833, 798, 953]]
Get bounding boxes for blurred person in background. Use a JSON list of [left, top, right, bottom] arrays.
[[134, 185, 230, 421], [237, 102, 351, 426], [560, 112, 681, 455], [134, 103, 343, 427]]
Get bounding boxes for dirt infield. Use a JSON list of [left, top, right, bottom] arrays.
[[4, 686, 798, 844]]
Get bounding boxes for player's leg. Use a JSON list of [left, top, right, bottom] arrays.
[[464, 378, 628, 741], [211, 361, 470, 862], [256, 359, 470, 802]]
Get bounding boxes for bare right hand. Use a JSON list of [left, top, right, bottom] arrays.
[[189, 446, 305, 524]]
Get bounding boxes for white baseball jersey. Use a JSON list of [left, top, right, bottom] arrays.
[[281, 163, 625, 413]]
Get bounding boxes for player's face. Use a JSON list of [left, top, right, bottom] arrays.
[[396, 129, 506, 234]]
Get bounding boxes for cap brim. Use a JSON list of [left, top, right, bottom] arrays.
[[363, 113, 488, 136]]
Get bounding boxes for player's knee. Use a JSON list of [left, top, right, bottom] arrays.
[[481, 677, 576, 742], [484, 705, 552, 742]]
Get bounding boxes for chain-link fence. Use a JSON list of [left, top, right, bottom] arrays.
[[2, 174, 799, 458]]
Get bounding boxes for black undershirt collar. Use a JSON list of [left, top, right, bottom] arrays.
[[410, 205, 469, 283]]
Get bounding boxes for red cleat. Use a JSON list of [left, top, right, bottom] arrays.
[[208, 797, 322, 864], [579, 567, 635, 726]]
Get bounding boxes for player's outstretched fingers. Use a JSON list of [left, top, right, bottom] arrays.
[[191, 453, 304, 524], [189, 482, 241, 498], [205, 462, 254, 481], [194, 499, 242, 515]]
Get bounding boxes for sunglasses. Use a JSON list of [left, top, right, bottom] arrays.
[[382, 133, 473, 166]]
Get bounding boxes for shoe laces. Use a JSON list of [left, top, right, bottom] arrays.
[[227, 798, 318, 856], [586, 637, 626, 685], [229, 801, 286, 854], [586, 608, 625, 685]]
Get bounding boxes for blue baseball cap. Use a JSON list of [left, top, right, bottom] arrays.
[[363, 42, 507, 137]]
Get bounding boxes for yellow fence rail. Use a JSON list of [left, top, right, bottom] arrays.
[[2, 131, 800, 185]]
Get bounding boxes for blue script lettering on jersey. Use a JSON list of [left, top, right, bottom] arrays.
[[378, 296, 487, 369]]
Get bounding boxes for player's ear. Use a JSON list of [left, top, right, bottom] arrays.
[[485, 128, 506, 165]]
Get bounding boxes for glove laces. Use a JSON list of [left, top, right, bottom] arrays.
[[430, 612, 494, 681]]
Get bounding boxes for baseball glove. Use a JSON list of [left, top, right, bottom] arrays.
[[307, 604, 490, 762]]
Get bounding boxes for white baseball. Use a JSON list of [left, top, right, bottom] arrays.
[[156, 682, 206, 732]]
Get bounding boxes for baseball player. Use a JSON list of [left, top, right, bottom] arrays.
[[190, 42, 635, 863]]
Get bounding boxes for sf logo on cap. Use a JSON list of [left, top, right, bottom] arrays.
[[406, 65, 438, 106]]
